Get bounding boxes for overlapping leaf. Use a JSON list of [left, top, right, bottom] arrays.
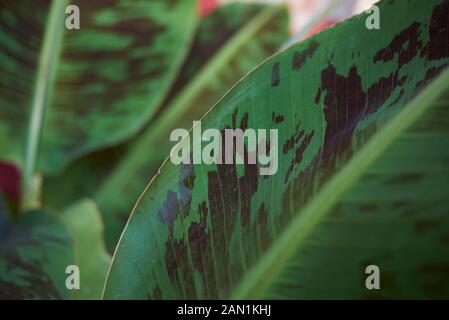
[[44, 3, 289, 250], [104, 0, 449, 299], [0, 0, 197, 177], [0, 197, 74, 299], [63, 199, 110, 299], [0, 196, 110, 299]]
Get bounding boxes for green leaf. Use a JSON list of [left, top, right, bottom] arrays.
[[261, 80, 449, 299], [159, 3, 289, 118], [103, 0, 449, 299], [0, 0, 197, 195], [62, 199, 110, 299], [43, 3, 289, 251], [95, 3, 289, 250], [0, 197, 75, 299]]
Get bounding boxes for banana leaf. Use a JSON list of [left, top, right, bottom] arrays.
[[103, 0, 449, 299], [44, 3, 289, 250], [0, 195, 110, 299], [0, 0, 197, 201], [62, 199, 110, 299], [0, 197, 74, 299]]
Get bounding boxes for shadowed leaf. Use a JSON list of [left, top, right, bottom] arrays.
[[0, 197, 75, 299]]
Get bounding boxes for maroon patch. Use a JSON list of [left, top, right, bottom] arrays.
[[164, 238, 196, 298], [422, 0, 449, 61], [0, 162, 20, 202], [319, 65, 366, 161], [292, 40, 319, 71], [271, 62, 280, 87], [272, 112, 284, 124], [284, 131, 315, 183], [374, 22, 423, 68]]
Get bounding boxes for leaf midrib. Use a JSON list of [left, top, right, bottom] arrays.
[[22, 0, 69, 207], [232, 67, 449, 299]]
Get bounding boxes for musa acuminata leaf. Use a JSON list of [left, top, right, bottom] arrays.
[[0, 0, 197, 200], [0, 197, 75, 299], [0, 196, 111, 299], [103, 0, 449, 299], [44, 3, 289, 250]]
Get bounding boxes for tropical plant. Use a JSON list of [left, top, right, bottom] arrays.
[[1, 0, 449, 300]]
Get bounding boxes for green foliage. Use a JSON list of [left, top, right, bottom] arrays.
[[0, 197, 74, 299], [63, 199, 110, 299], [0, 0, 197, 195], [1, 0, 449, 300], [0, 195, 110, 299], [103, 0, 449, 299], [43, 3, 290, 250]]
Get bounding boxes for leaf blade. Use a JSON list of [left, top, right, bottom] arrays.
[[0, 198, 75, 299], [235, 67, 449, 299], [63, 199, 110, 299], [0, 0, 198, 178], [43, 3, 289, 251], [104, 0, 449, 299]]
